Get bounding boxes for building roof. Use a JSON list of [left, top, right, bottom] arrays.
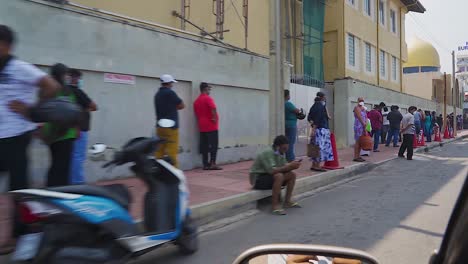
[[400, 0, 426, 13], [404, 37, 440, 68]]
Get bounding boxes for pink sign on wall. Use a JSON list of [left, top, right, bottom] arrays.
[[104, 73, 136, 85]]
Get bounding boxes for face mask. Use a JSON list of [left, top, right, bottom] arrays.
[[359, 102, 365, 106], [78, 79, 84, 88]]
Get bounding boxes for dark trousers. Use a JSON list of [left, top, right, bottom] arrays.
[[47, 139, 75, 187], [0, 132, 32, 190], [0, 132, 32, 238], [371, 129, 381, 150], [285, 126, 297, 162], [200, 131, 219, 167], [386, 128, 400, 146], [398, 134, 414, 160]]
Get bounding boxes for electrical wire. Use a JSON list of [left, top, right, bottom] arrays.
[[230, 0, 246, 28]]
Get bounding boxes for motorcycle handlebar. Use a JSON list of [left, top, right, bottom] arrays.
[[101, 137, 163, 168]]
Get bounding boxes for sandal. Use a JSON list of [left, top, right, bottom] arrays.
[[285, 202, 302, 209], [353, 157, 366, 162], [272, 209, 287, 215], [209, 165, 223, 170], [311, 168, 326, 172]]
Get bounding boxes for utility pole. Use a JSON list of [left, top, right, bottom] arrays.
[[444, 72, 447, 134], [269, 0, 285, 142], [452, 51, 457, 136]]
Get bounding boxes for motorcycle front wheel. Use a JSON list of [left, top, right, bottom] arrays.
[[176, 216, 199, 255]]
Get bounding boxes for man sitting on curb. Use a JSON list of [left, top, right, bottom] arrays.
[[249, 135, 301, 215]]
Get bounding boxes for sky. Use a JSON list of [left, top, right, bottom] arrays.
[[405, 0, 467, 73]]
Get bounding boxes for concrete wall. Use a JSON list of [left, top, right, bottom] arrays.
[[0, 0, 270, 185], [333, 79, 462, 148], [403, 71, 442, 101]]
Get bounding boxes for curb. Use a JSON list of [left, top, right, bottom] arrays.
[[190, 134, 468, 226]]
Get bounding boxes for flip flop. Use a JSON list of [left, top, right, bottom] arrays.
[[272, 209, 287, 215], [310, 168, 326, 172], [285, 202, 302, 209], [353, 158, 366, 162]]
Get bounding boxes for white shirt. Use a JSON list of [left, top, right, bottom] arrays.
[[0, 59, 46, 139], [382, 110, 390, 126]]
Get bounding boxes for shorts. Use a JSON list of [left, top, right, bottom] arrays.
[[253, 173, 273, 190], [252, 173, 286, 190]]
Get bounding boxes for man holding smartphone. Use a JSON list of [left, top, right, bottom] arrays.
[[249, 135, 302, 215]]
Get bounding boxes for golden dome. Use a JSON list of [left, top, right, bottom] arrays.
[[404, 37, 441, 68]]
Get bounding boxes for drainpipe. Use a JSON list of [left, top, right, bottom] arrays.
[[376, 0, 380, 86], [399, 7, 403, 92]]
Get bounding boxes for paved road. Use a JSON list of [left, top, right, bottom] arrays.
[[1, 140, 466, 264], [134, 140, 468, 264]]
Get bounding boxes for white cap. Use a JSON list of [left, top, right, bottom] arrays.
[[160, 74, 178, 84]]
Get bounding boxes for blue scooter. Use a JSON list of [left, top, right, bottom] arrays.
[[9, 123, 198, 263]]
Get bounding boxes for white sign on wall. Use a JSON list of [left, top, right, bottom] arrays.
[[104, 73, 136, 85]]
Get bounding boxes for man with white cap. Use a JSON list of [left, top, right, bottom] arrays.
[[154, 74, 185, 167]]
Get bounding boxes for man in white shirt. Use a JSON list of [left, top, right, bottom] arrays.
[[0, 25, 59, 191], [398, 106, 417, 160], [0, 25, 60, 254]]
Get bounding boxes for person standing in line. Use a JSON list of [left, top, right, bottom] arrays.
[[317, 91, 331, 120], [414, 109, 423, 137], [437, 114, 443, 129], [353, 98, 367, 162], [381, 106, 390, 144], [154, 74, 185, 168], [0, 25, 60, 254], [41, 63, 79, 187], [68, 69, 98, 184], [424, 110, 433, 142], [308, 96, 333, 172], [284, 89, 300, 162], [193, 82, 222, 170], [386, 105, 403, 147], [367, 105, 383, 152], [398, 106, 417, 160]]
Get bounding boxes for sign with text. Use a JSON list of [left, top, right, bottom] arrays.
[[104, 73, 136, 85], [459, 42, 468, 52]]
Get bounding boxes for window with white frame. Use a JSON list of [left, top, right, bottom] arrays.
[[380, 50, 387, 79], [390, 9, 397, 33], [363, 0, 372, 17], [379, 0, 385, 26], [365, 43, 372, 73], [391, 56, 399, 82], [347, 34, 358, 69]]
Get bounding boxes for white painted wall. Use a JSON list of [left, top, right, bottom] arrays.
[[0, 0, 270, 186]]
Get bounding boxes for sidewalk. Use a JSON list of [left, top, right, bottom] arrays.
[[1, 130, 466, 246], [98, 136, 421, 219]]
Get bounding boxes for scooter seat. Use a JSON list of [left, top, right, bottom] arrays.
[[48, 184, 132, 210]]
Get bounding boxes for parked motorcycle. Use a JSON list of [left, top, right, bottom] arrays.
[[9, 120, 198, 263]]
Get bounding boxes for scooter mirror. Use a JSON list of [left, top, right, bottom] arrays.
[[90, 144, 107, 155], [158, 119, 176, 128], [89, 144, 108, 162]]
